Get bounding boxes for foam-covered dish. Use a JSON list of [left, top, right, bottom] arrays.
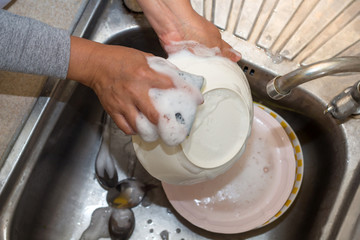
[[132, 49, 253, 185]]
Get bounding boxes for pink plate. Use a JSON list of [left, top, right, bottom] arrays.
[[162, 105, 296, 233]]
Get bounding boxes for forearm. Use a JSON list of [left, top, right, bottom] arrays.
[[66, 36, 100, 87], [136, 0, 197, 44], [0, 10, 70, 79]]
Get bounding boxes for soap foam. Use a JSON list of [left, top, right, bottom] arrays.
[[164, 40, 221, 57], [135, 56, 204, 146]]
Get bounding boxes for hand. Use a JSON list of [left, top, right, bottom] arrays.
[[137, 0, 241, 62], [67, 36, 174, 134]]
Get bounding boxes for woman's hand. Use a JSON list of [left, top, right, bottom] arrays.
[[66, 0, 241, 135], [67, 36, 173, 134], [136, 0, 241, 62]]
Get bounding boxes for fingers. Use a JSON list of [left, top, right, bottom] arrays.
[[111, 112, 136, 135], [133, 73, 169, 125], [111, 101, 158, 136], [219, 41, 242, 62], [111, 99, 159, 135], [135, 68, 175, 124], [99, 90, 139, 135], [113, 73, 172, 133], [105, 70, 174, 135], [149, 71, 175, 90], [223, 48, 242, 62], [164, 39, 241, 62]]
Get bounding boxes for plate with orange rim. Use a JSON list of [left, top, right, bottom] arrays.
[[162, 103, 304, 233]]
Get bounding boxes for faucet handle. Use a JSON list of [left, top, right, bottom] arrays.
[[325, 81, 360, 119]]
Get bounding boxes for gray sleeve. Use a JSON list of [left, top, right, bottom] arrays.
[[0, 9, 70, 79]]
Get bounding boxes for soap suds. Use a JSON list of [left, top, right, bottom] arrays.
[[164, 40, 221, 57], [135, 56, 204, 146]]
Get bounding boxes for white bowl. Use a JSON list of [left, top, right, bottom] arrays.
[[132, 51, 253, 185]]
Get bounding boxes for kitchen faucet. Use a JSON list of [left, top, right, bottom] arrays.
[[266, 56, 360, 119]]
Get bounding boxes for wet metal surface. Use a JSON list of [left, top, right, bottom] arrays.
[[0, 1, 360, 240]]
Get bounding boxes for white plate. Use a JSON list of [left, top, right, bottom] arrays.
[[162, 104, 299, 233]]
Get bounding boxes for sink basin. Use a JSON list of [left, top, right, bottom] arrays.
[[1, 1, 360, 239]]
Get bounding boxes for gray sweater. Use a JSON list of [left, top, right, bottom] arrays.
[[0, 9, 70, 79]]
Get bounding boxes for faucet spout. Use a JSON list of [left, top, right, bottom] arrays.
[[266, 56, 360, 100]]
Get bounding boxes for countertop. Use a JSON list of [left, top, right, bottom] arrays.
[[0, 0, 88, 160]]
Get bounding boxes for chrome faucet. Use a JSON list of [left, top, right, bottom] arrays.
[[266, 56, 360, 119]]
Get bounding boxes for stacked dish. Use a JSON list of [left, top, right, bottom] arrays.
[[162, 103, 304, 233]]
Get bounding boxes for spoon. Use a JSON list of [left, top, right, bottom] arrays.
[[109, 208, 135, 240], [95, 114, 118, 189], [107, 178, 146, 209]]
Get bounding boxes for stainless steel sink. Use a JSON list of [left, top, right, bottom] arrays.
[[1, 0, 360, 239]]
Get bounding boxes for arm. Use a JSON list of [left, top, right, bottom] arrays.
[[136, 0, 241, 62], [0, 9, 70, 79], [0, 10, 173, 135]]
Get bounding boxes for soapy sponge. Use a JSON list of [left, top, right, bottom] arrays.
[[136, 56, 204, 146]]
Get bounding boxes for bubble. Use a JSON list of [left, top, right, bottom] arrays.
[[160, 230, 169, 240]]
